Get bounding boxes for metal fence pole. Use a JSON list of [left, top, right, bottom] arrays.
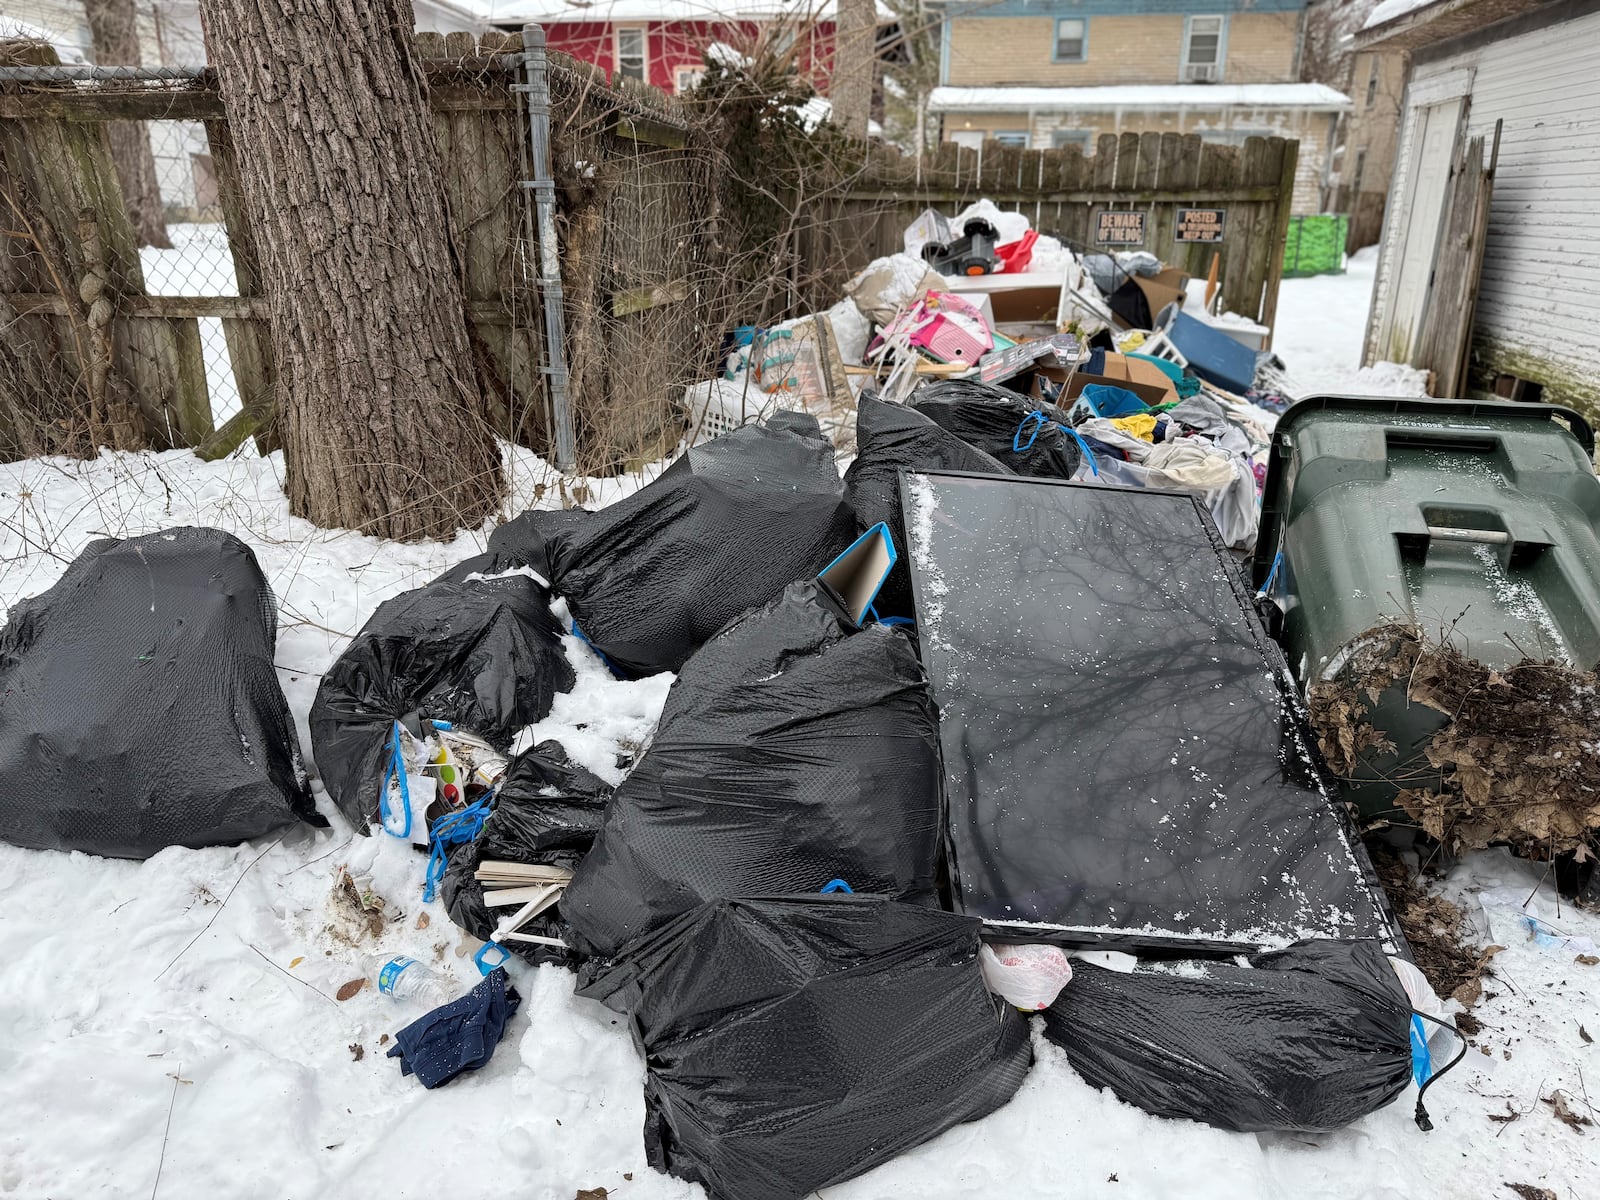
[[515, 24, 576, 473]]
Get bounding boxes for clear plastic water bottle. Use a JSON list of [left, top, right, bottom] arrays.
[[367, 954, 454, 1007]]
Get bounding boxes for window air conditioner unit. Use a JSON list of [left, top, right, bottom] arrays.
[[1186, 63, 1218, 82]]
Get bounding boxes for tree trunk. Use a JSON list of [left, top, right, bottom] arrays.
[[831, 0, 876, 141], [83, 0, 172, 249], [196, 0, 502, 541]]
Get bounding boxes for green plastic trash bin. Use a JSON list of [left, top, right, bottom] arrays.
[[1252, 395, 1600, 820]]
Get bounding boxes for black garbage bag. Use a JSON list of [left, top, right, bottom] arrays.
[[0, 527, 317, 858], [429, 551, 524, 586], [440, 740, 613, 964], [1042, 939, 1414, 1133], [309, 576, 574, 829], [538, 412, 857, 677], [842, 394, 1011, 618], [578, 896, 1032, 1200], [561, 580, 943, 959], [484, 506, 594, 583], [910, 379, 1081, 479]]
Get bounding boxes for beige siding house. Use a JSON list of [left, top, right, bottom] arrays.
[[1324, 48, 1406, 249], [927, 0, 1349, 214]]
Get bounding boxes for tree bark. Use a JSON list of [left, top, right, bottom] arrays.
[[83, 0, 172, 248], [831, 0, 876, 141], [196, 0, 502, 540]]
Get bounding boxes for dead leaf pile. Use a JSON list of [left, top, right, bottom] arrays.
[[1372, 846, 1500, 1009], [1309, 622, 1600, 855]]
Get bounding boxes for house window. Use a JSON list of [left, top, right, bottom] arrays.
[[993, 131, 1030, 147], [1053, 18, 1087, 63], [675, 66, 703, 94], [1052, 129, 1092, 151], [615, 27, 646, 82], [1182, 15, 1226, 82], [770, 20, 797, 58], [1351, 148, 1368, 194], [1365, 58, 1380, 108]]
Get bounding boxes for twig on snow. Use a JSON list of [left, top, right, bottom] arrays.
[[150, 1063, 180, 1200], [153, 837, 282, 981], [247, 943, 339, 1006]]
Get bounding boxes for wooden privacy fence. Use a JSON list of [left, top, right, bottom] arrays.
[[792, 132, 1299, 332]]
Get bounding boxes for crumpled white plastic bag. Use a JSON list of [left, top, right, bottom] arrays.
[[979, 942, 1075, 1010]]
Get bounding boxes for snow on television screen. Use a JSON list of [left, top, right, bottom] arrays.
[[901, 471, 1392, 954]]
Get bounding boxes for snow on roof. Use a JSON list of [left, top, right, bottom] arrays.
[[929, 83, 1353, 113], [1362, 0, 1439, 29], [463, 0, 895, 22]]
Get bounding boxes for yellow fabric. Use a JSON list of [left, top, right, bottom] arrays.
[[1110, 413, 1158, 442]]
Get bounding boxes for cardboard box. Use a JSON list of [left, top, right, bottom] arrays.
[[944, 271, 1065, 328], [1128, 267, 1188, 329], [1094, 351, 1180, 403], [1108, 266, 1191, 330]]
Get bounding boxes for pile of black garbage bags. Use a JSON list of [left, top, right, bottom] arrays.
[[0, 400, 1425, 1200]]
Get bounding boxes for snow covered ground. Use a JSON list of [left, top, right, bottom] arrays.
[[3, 267, 1597, 1200], [1269, 246, 1429, 397]]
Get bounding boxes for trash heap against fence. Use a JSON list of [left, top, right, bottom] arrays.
[[686, 198, 1299, 552]]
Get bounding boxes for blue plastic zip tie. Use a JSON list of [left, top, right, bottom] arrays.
[[1013, 410, 1046, 453], [1257, 549, 1284, 599], [379, 722, 413, 839], [1064, 428, 1099, 476], [422, 793, 494, 903], [571, 620, 628, 680], [1013, 412, 1099, 476]]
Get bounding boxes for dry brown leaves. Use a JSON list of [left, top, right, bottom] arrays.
[[1372, 846, 1501, 1008], [1542, 1091, 1593, 1133], [1309, 623, 1600, 855], [1504, 1185, 1557, 1200], [324, 868, 387, 947]]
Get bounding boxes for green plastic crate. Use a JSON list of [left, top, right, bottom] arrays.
[[1282, 214, 1349, 278]]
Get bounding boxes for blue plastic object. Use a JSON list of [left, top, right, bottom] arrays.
[[1013, 411, 1098, 476], [820, 879, 854, 893], [422, 794, 494, 903], [1080, 384, 1151, 419], [379, 722, 413, 839], [816, 523, 898, 627], [474, 941, 512, 975], [1163, 310, 1259, 394], [571, 620, 628, 680], [1409, 1014, 1433, 1087]]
